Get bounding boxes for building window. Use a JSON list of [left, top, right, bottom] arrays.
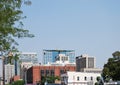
[[77, 76, 79, 81], [50, 70, 54, 76], [60, 70, 64, 74], [91, 77, 93, 80], [46, 70, 49, 76], [41, 70, 44, 76], [84, 77, 87, 81]]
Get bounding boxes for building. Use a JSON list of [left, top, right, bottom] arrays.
[[19, 52, 38, 65], [76, 54, 95, 71], [61, 71, 101, 85], [55, 54, 69, 64], [80, 68, 102, 73], [8, 52, 39, 80], [18, 52, 39, 80], [16, 52, 38, 75], [6, 52, 38, 76], [76, 54, 102, 73], [46, 54, 75, 66], [43, 50, 75, 64], [27, 65, 76, 84], [5, 64, 15, 84]]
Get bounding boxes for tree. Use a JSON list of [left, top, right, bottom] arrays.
[[95, 76, 104, 85], [102, 51, 120, 81], [41, 76, 60, 85], [112, 51, 120, 60], [0, 0, 33, 85], [11, 80, 24, 85], [0, 0, 34, 55]]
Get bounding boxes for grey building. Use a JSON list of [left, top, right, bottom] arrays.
[[76, 54, 95, 72]]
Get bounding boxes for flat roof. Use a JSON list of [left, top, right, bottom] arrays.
[[43, 49, 75, 52]]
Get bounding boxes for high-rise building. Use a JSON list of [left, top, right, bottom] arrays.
[[14, 52, 38, 76], [43, 50, 75, 64], [76, 54, 102, 73], [76, 54, 95, 71], [19, 52, 38, 64]]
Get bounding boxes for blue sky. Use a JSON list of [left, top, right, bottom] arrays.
[[17, 0, 120, 68], [1, 0, 120, 74]]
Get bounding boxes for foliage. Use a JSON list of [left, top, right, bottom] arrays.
[[95, 76, 104, 85], [112, 51, 120, 60], [0, 0, 34, 55], [11, 80, 24, 85], [41, 76, 60, 85], [102, 51, 120, 81]]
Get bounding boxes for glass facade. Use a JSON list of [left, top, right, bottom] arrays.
[[16, 52, 38, 75], [19, 53, 38, 64], [43, 50, 75, 64]]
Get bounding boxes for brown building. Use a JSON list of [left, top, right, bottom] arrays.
[[27, 65, 76, 84]]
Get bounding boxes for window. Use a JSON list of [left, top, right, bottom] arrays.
[[77, 76, 79, 81], [84, 77, 87, 81], [60, 70, 64, 74], [46, 70, 49, 76], [50, 70, 54, 76], [91, 77, 93, 80], [41, 70, 44, 76]]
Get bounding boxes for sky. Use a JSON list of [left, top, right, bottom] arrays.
[[1, 0, 120, 75]]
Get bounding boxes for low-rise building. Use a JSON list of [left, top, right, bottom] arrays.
[[80, 68, 102, 74], [27, 65, 76, 84], [61, 71, 101, 85]]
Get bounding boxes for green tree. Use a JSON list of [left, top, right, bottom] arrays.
[[41, 76, 60, 85], [12, 80, 24, 85], [0, 0, 34, 55], [95, 76, 100, 85], [102, 51, 120, 81], [112, 51, 120, 60], [0, 0, 33, 85]]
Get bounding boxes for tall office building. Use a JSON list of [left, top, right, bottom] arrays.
[[19, 52, 38, 64], [14, 52, 38, 76], [18, 52, 38, 80], [43, 50, 75, 64], [76, 54, 95, 71], [76, 54, 102, 73]]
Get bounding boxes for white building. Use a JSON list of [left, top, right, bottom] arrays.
[[80, 68, 102, 74], [5, 64, 15, 84], [45, 54, 75, 66], [56, 54, 69, 64], [61, 71, 101, 85]]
